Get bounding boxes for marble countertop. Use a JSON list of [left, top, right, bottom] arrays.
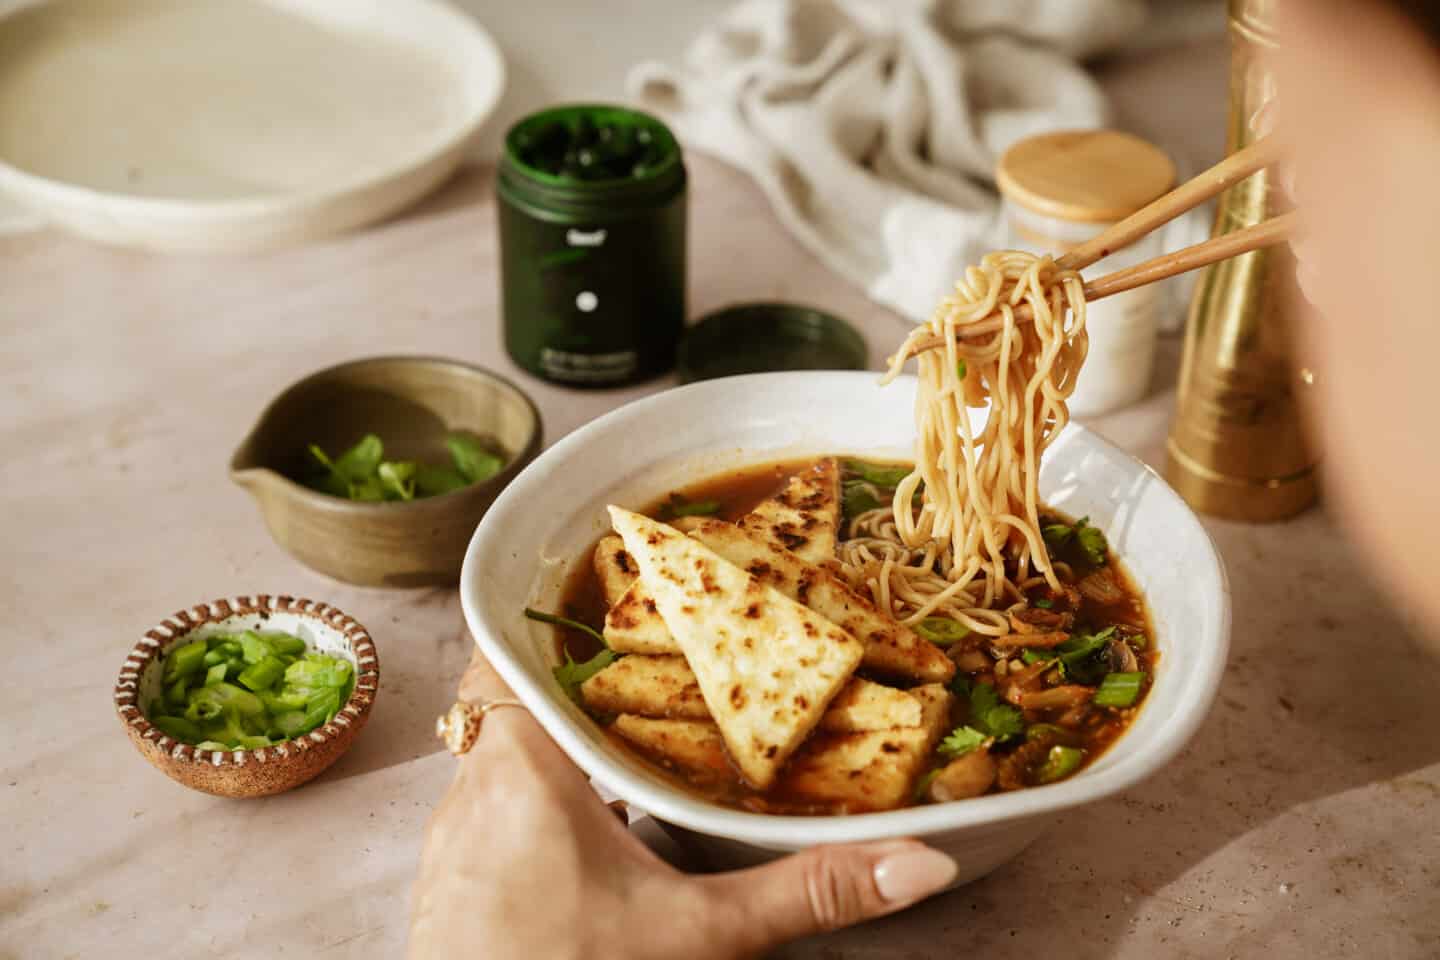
[[4, 29, 1439, 960]]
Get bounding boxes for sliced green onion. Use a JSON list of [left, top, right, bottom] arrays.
[[239, 631, 275, 665], [302, 689, 341, 730], [269, 634, 307, 656], [525, 608, 608, 648], [149, 630, 353, 750], [272, 710, 310, 738], [842, 480, 882, 517], [1033, 598, 1054, 609], [163, 639, 207, 681], [913, 617, 971, 647], [1035, 745, 1084, 784], [843, 459, 911, 488], [238, 655, 287, 693], [553, 649, 617, 703], [1020, 649, 1055, 666], [956, 359, 967, 380], [670, 497, 721, 518], [151, 715, 203, 743], [1094, 671, 1144, 708]]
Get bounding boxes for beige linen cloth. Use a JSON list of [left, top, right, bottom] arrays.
[[629, 0, 1217, 321]]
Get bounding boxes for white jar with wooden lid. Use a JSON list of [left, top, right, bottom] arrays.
[[996, 130, 1176, 416]]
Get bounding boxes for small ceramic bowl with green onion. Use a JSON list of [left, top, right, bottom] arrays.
[[114, 595, 380, 798], [231, 356, 543, 588]]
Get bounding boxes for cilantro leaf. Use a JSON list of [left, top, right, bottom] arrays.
[[967, 682, 1024, 741], [552, 649, 616, 704], [447, 435, 505, 484], [333, 434, 384, 483], [937, 725, 987, 758], [1053, 626, 1116, 684], [414, 463, 468, 497], [378, 461, 417, 501]]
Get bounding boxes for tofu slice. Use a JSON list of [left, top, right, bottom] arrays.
[[582, 654, 709, 720], [818, 677, 923, 733], [738, 457, 841, 564], [611, 716, 734, 783], [773, 683, 953, 813], [605, 519, 954, 683], [608, 506, 864, 789], [603, 458, 837, 654], [584, 655, 921, 732], [592, 535, 639, 608]]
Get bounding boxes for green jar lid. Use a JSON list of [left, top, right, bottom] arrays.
[[676, 303, 869, 384]]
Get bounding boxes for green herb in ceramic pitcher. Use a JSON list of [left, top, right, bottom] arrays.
[[304, 433, 505, 502]]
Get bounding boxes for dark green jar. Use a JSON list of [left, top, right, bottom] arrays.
[[498, 105, 687, 386]]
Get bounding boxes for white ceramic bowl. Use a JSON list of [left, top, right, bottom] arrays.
[[459, 372, 1229, 883]]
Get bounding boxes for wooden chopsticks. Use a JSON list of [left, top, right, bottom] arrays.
[[896, 136, 1289, 357]]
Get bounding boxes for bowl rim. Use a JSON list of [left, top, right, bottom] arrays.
[[114, 594, 381, 768], [228, 353, 545, 512], [459, 371, 1231, 847]]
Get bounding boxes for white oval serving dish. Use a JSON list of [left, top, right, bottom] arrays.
[[0, 0, 504, 251], [459, 371, 1229, 884]]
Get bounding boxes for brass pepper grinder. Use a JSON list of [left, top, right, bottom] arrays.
[[1164, 0, 1318, 521]]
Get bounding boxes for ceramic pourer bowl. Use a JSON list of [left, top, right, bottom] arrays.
[[115, 595, 380, 798], [231, 356, 542, 587]]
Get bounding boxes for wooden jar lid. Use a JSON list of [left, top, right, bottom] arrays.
[[996, 130, 1176, 224]]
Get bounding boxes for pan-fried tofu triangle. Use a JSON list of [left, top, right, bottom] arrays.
[[739, 457, 841, 565], [605, 517, 954, 683], [607, 506, 864, 790]]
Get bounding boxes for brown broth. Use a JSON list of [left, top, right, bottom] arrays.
[[548, 458, 1157, 813]]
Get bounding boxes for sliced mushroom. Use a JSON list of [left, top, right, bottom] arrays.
[[927, 749, 997, 802], [1015, 685, 1094, 711], [1106, 636, 1139, 674], [947, 647, 991, 673], [1001, 660, 1052, 705]]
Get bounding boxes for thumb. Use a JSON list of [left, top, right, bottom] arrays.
[[697, 840, 957, 952]]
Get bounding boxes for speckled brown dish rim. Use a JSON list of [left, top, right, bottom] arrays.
[[114, 595, 380, 768]]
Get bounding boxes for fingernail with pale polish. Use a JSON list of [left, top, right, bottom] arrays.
[[873, 847, 958, 903]]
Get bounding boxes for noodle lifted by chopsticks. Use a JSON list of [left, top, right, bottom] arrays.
[[838, 251, 1088, 638]]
